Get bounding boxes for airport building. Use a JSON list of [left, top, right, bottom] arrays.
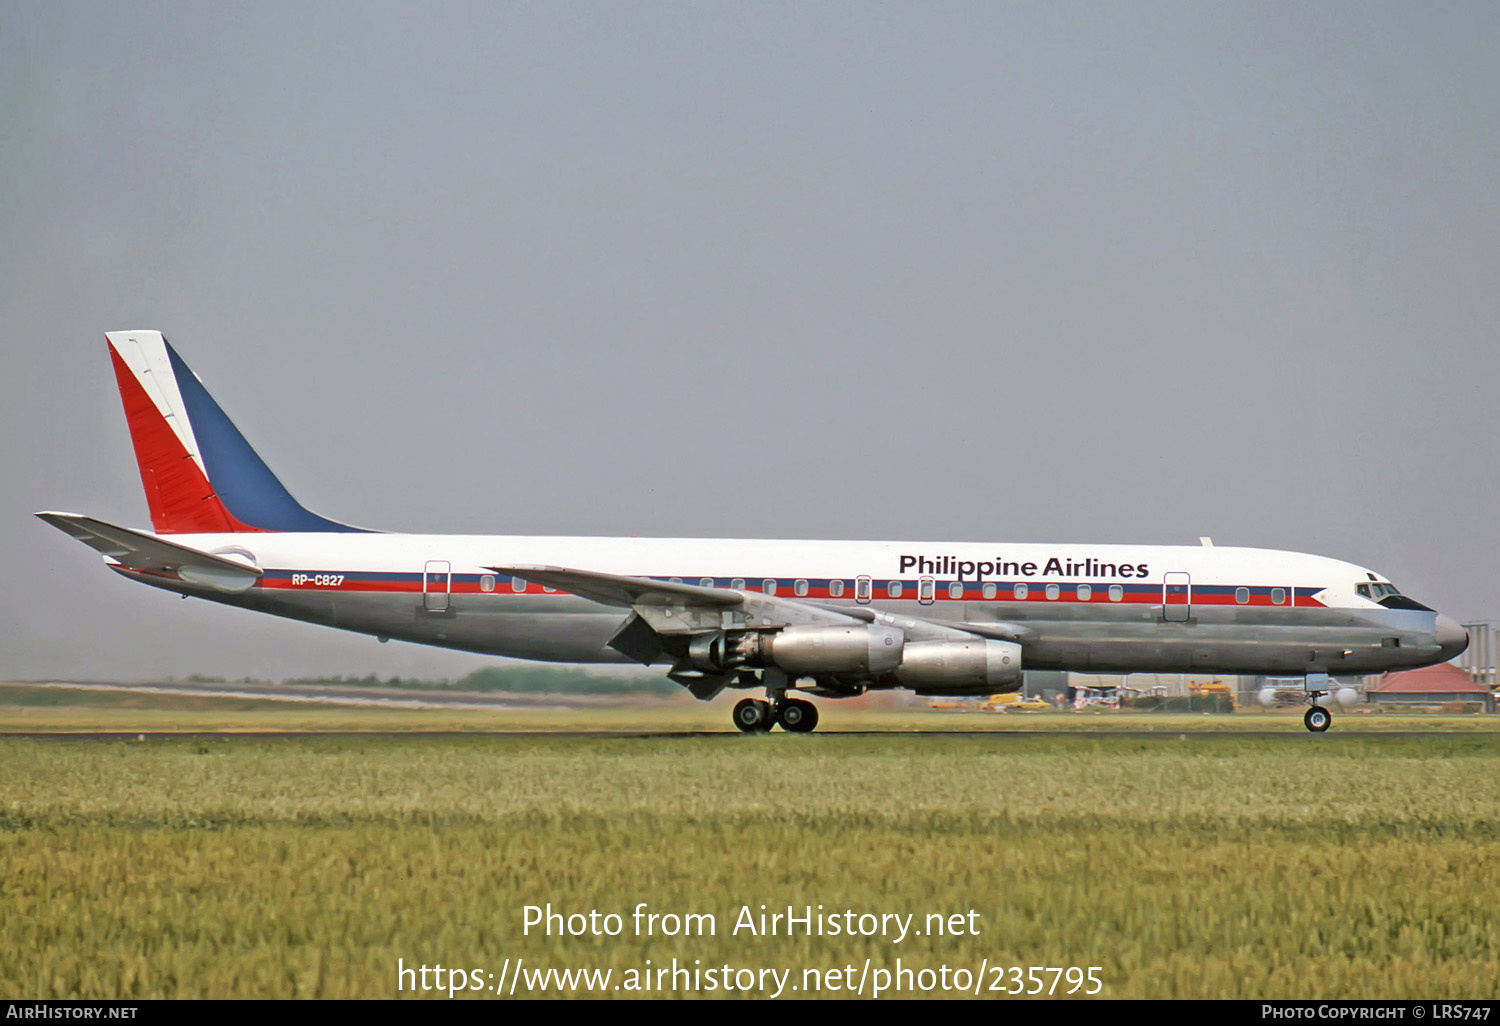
[[1367, 662, 1494, 712]]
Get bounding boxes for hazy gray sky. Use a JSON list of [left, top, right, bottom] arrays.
[[4, 2, 1497, 680]]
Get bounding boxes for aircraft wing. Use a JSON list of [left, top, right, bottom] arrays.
[[36, 512, 262, 591], [490, 563, 995, 642], [485, 564, 1024, 702], [486, 564, 744, 608], [808, 601, 1036, 643]]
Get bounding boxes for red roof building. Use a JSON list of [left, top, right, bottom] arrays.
[[1370, 663, 1494, 712]]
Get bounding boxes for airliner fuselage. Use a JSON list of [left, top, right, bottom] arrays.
[[39, 331, 1469, 734], [110, 531, 1462, 679]]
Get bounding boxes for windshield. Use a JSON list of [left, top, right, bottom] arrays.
[[1356, 581, 1433, 611]]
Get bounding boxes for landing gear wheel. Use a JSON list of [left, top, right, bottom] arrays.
[[733, 698, 772, 733], [1304, 705, 1332, 733], [777, 698, 819, 733]]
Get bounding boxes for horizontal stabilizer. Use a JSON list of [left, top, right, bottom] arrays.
[[36, 512, 262, 591], [487, 565, 743, 609]]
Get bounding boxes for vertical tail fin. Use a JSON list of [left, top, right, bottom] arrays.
[[106, 331, 365, 534]]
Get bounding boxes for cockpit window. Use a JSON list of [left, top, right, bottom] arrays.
[[1359, 581, 1434, 612]]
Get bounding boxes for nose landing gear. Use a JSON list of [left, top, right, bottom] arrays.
[[1302, 672, 1332, 733]]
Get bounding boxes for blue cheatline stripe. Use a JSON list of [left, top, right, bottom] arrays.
[[166, 343, 367, 533]]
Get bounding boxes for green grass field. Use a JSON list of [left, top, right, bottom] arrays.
[[3, 707, 1499, 999]]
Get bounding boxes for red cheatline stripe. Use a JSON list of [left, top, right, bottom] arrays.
[[249, 574, 1324, 606]]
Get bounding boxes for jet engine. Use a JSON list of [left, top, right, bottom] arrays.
[[682, 625, 905, 676], [894, 639, 1022, 694], [725, 624, 905, 675], [682, 625, 1020, 694]]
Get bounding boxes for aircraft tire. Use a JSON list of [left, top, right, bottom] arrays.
[[1304, 705, 1332, 733], [778, 698, 819, 733], [733, 698, 772, 733]]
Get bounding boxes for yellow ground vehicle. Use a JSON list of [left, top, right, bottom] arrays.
[[1188, 680, 1238, 710], [924, 694, 1052, 712]]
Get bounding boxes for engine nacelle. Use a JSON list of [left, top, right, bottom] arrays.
[[764, 624, 905, 675], [684, 625, 905, 676], [895, 639, 1022, 694]]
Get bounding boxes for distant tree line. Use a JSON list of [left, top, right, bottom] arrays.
[[280, 666, 676, 695]]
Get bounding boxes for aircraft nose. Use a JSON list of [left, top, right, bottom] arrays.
[[1435, 615, 1469, 662]]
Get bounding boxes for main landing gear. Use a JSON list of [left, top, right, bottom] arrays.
[[1303, 672, 1332, 733], [730, 669, 822, 733], [732, 695, 820, 734]]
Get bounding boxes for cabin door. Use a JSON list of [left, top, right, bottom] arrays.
[[1162, 572, 1191, 622], [424, 560, 451, 612]]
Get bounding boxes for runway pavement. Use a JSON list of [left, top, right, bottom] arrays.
[[0, 728, 1472, 740]]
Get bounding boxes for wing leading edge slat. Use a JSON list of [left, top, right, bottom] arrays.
[[485, 565, 743, 609]]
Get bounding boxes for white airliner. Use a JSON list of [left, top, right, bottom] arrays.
[[40, 331, 1468, 733]]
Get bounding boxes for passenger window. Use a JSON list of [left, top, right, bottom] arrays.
[[480, 574, 496, 593], [949, 581, 965, 599], [1045, 584, 1060, 600], [982, 583, 996, 599], [762, 579, 777, 596], [731, 578, 746, 591], [829, 580, 845, 598], [700, 578, 714, 588], [856, 576, 872, 603], [1235, 587, 1249, 604], [1271, 588, 1286, 605], [1077, 584, 1091, 601], [670, 577, 682, 585], [511, 576, 527, 593], [1014, 583, 1029, 600], [1108, 584, 1123, 602], [794, 579, 809, 597], [887, 581, 903, 598]]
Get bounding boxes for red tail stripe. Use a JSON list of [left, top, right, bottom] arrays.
[[108, 342, 263, 534]]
